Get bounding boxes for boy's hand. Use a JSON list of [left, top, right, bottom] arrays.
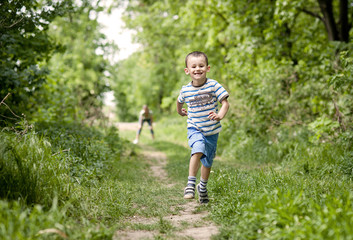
[[208, 111, 221, 121], [179, 108, 188, 116], [209, 98, 229, 121]]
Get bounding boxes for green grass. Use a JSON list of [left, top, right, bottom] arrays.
[[210, 131, 353, 239], [209, 164, 353, 239], [2, 116, 353, 239], [147, 117, 353, 239], [0, 120, 191, 239]]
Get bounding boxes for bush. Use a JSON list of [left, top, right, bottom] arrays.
[[0, 131, 68, 207], [0, 121, 124, 208], [210, 131, 353, 239]]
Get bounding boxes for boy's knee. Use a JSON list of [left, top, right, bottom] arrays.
[[192, 152, 203, 158]]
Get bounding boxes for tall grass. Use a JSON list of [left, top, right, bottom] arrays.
[[0, 121, 127, 238], [0, 131, 68, 207], [153, 116, 353, 239], [0, 122, 124, 208], [0, 119, 186, 239], [2, 115, 353, 239], [210, 129, 353, 239]]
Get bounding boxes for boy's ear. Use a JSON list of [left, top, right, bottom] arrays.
[[207, 65, 210, 72], [184, 68, 190, 75]]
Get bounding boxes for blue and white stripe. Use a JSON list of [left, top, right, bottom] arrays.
[[178, 79, 229, 136]]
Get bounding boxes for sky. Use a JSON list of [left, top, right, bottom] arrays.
[[98, 2, 140, 106], [98, 3, 140, 63]]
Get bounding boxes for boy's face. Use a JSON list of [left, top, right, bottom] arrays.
[[184, 56, 210, 82]]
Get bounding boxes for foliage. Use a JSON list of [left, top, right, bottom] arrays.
[[2, 0, 353, 238], [110, 53, 150, 121], [147, 116, 353, 239], [0, 120, 191, 239], [2, 114, 353, 239], [209, 140, 353, 239], [0, 130, 63, 207], [0, 120, 123, 208], [0, 199, 116, 239], [1, 0, 116, 125], [39, 0, 114, 123], [119, 0, 353, 144], [0, 0, 71, 121], [0, 120, 127, 238]]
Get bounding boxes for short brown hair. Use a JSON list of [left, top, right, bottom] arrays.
[[185, 51, 208, 67]]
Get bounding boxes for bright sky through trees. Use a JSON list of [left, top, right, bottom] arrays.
[[98, 2, 140, 107], [98, 3, 139, 63]]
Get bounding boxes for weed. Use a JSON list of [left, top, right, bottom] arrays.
[[158, 217, 174, 234]]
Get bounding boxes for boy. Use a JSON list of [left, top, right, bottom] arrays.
[[177, 51, 229, 204]]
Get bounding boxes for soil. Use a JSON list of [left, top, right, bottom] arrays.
[[114, 122, 219, 240]]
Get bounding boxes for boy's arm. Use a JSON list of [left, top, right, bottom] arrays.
[[177, 101, 187, 116], [208, 98, 229, 121]]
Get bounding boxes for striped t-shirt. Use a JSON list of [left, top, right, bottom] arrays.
[[177, 78, 229, 136]]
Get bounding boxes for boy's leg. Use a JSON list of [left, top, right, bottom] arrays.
[[201, 165, 211, 181], [197, 165, 211, 204], [184, 176, 196, 199], [189, 152, 202, 176], [184, 152, 202, 199]]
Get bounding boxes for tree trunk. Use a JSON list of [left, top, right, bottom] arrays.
[[339, 0, 349, 42], [317, 0, 339, 41]]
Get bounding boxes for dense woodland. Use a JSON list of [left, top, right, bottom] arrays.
[[1, 0, 353, 239], [1, 0, 353, 136], [118, 0, 353, 141]]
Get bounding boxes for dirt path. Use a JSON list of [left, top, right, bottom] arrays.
[[116, 122, 140, 131], [114, 123, 219, 240]]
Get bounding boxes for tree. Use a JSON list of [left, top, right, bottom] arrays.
[[35, 0, 114, 123], [301, 0, 352, 42], [0, 0, 70, 121], [120, 0, 353, 138]]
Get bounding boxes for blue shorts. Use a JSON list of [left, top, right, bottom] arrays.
[[187, 127, 219, 168]]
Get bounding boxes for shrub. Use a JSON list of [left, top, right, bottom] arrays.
[[0, 121, 124, 208], [0, 131, 68, 207]]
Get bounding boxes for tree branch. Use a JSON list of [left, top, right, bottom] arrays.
[[4, 17, 24, 29], [0, 93, 11, 104], [333, 98, 346, 131], [300, 8, 324, 22], [211, 9, 230, 25], [0, 93, 22, 119]]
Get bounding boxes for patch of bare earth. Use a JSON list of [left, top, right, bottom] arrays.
[[114, 123, 218, 240], [116, 122, 140, 131], [165, 201, 219, 240]]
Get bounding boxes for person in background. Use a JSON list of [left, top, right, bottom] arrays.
[[133, 105, 154, 144], [177, 51, 229, 204]]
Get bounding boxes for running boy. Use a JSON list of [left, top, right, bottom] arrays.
[[177, 51, 229, 204]]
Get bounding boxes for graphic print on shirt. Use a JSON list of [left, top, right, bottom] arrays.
[[189, 90, 214, 112]]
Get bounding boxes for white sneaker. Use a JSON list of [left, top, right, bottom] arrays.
[[184, 185, 195, 199], [133, 139, 138, 144]]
